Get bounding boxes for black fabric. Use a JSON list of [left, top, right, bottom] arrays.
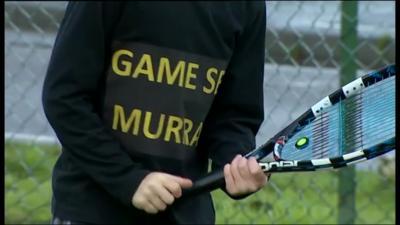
[[43, 2, 265, 224]]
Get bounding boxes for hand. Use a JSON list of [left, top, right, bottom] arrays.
[[224, 154, 269, 196], [132, 172, 193, 214]]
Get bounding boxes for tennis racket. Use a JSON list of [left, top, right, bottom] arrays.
[[183, 64, 396, 196]]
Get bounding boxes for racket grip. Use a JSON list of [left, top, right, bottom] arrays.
[[182, 170, 225, 197]]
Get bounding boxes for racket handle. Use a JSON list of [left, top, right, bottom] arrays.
[[182, 170, 225, 197], [182, 143, 273, 197]]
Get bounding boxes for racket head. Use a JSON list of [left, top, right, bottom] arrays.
[[254, 65, 396, 171], [184, 65, 396, 197]]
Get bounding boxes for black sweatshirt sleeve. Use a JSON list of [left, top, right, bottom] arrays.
[[197, 3, 266, 199], [42, 2, 149, 207]]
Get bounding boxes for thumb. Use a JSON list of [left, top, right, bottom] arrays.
[[170, 175, 193, 188]]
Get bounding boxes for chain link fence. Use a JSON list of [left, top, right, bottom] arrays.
[[5, 1, 395, 224]]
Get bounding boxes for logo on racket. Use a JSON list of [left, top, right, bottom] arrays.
[[295, 136, 309, 149]]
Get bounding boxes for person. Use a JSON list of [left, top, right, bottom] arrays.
[[42, 2, 268, 224]]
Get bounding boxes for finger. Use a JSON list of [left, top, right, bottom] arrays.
[[178, 178, 193, 189], [238, 156, 251, 179], [162, 180, 182, 199], [153, 182, 175, 205], [246, 159, 266, 192], [144, 201, 159, 214], [148, 195, 167, 212], [166, 174, 193, 189], [232, 154, 241, 162], [248, 157, 267, 184], [224, 164, 236, 193], [132, 195, 146, 210], [248, 157, 262, 175], [230, 156, 247, 192], [236, 156, 257, 193], [230, 155, 242, 183]]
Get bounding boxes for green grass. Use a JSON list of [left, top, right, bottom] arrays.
[[5, 141, 60, 224], [5, 141, 395, 224]]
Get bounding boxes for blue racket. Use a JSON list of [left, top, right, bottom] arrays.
[[184, 64, 396, 196]]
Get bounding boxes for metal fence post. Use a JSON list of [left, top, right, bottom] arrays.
[[338, 1, 358, 224]]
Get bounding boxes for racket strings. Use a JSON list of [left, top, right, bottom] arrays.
[[314, 96, 394, 148], [289, 78, 394, 139], [309, 115, 395, 152], [280, 76, 395, 161], [306, 118, 395, 160], [346, 77, 394, 151], [326, 81, 393, 156], [302, 89, 393, 141], [312, 113, 330, 159]]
